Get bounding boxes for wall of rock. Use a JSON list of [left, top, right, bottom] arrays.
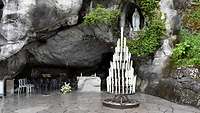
[[154, 68, 200, 108], [135, 0, 200, 108], [0, 0, 83, 61], [0, 0, 116, 80], [0, 0, 199, 108]]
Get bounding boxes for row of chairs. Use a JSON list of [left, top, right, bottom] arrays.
[[17, 78, 62, 95], [18, 79, 34, 94], [32, 78, 60, 93]]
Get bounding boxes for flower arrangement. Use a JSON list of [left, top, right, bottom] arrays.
[[60, 82, 72, 94]]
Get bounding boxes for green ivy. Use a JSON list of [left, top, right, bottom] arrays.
[[126, 0, 165, 57], [119, 0, 159, 19], [127, 13, 165, 56], [172, 3, 200, 67], [192, 0, 200, 3], [83, 5, 120, 26], [83, 1, 164, 57], [183, 5, 200, 32], [171, 29, 200, 67], [136, 0, 159, 19]]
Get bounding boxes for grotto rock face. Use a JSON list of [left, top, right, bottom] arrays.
[[172, 67, 200, 79], [159, 0, 181, 36], [0, 0, 116, 79], [0, 24, 114, 79], [0, 0, 83, 61], [27, 25, 113, 67], [135, 0, 200, 108], [155, 78, 200, 108], [0, 0, 198, 108], [0, 0, 3, 19], [139, 0, 193, 79], [137, 0, 181, 86], [140, 0, 190, 81], [173, 0, 192, 11]]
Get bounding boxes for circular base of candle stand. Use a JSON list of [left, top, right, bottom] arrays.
[[102, 94, 139, 109]]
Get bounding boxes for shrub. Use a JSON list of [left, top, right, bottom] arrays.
[[183, 5, 200, 32], [136, 0, 159, 19], [127, 0, 165, 57], [171, 29, 200, 67], [119, 0, 159, 19], [83, 5, 120, 26], [192, 0, 200, 3]]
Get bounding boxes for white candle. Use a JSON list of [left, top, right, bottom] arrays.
[[106, 28, 137, 94]]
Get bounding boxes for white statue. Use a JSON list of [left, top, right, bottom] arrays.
[[132, 8, 140, 32]]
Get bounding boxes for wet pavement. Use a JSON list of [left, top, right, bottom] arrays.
[[0, 92, 199, 113]]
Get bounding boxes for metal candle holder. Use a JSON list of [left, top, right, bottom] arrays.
[[103, 27, 139, 109]]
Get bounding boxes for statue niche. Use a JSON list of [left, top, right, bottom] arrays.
[[121, 2, 144, 38], [130, 8, 140, 35], [128, 7, 143, 38]]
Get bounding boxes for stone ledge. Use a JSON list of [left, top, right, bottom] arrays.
[[154, 77, 200, 108]]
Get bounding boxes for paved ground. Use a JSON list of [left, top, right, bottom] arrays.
[[0, 92, 199, 113]]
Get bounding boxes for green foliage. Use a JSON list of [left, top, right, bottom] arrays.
[[83, 1, 164, 57], [83, 5, 120, 26], [136, 0, 159, 19], [126, 0, 164, 57], [60, 82, 72, 94], [171, 29, 200, 67], [119, 0, 159, 18], [192, 0, 200, 3], [183, 5, 200, 32], [127, 14, 165, 56]]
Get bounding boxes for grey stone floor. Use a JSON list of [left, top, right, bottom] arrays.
[[0, 92, 199, 113]]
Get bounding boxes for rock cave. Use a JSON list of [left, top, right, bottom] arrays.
[[0, 0, 199, 112]]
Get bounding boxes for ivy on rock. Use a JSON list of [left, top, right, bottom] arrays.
[[127, 0, 165, 57], [83, 1, 165, 57], [83, 5, 120, 26], [171, 29, 200, 67], [127, 13, 165, 57], [183, 5, 200, 32]]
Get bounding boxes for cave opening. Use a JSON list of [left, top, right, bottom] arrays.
[[12, 63, 79, 95], [0, 0, 4, 19], [0, 0, 3, 9], [8, 46, 114, 94]]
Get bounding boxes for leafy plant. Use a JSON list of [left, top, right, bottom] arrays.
[[136, 0, 159, 19], [192, 0, 200, 3], [171, 29, 200, 67], [119, 0, 159, 19], [183, 5, 200, 32], [83, 5, 120, 26], [126, 0, 165, 57], [60, 82, 72, 94], [127, 12, 165, 57]]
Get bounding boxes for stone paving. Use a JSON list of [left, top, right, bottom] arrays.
[[0, 92, 199, 113]]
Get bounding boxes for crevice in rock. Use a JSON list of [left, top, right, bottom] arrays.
[[78, 0, 91, 24], [0, 0, 3, 19]]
